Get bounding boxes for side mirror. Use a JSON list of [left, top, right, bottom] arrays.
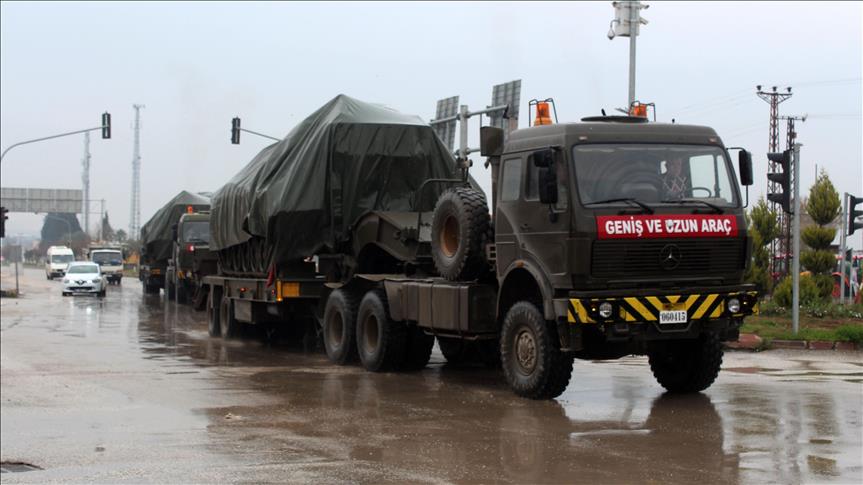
[[171, 223, 179, 242], [480, 126, 504, 157], [738, 150, 753, 186], [539, 167, 558, 205], [532, 149, 554, 168]]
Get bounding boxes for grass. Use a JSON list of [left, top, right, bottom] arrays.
[[742, 316, 863, 345]]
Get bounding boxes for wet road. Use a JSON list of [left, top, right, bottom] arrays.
[[2, 267, 862, 484]]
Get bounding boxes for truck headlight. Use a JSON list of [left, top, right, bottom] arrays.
[[598, 302, 614, 319], [727, 298, 741, 313]]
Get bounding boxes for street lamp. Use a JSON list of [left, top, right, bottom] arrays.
[[608, 1, 649, 108]]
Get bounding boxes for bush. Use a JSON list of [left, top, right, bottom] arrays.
[[773, 275, 828, 307], [836, 324, 863, 345]]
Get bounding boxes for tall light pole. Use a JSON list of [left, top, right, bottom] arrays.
[[608, 1, 649, 108]]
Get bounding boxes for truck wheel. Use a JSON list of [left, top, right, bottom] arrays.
[[430, 187, 491, 281], [402, 326, 434, 371], [501, 301, 573, 399], [322, 289, 359, 365], [356, 289, 406, 372], [437, 336, 471, 364], [193, 286, 209, 311], [648, 333, 723, 393], [207, 287, 222, 337], [220, 295, 240, 339]]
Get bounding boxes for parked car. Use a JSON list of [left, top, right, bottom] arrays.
[[62, 262, 107, 297]]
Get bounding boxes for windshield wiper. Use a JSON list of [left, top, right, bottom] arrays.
[[661, 198, 724, 214], [585, 198, 654, 214]]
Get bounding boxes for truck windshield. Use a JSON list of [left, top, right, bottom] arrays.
[[92, 251, 122, 265], [182, 221, 210, 244], [572, 144, 738, 207], [51, 254, 74, 263]]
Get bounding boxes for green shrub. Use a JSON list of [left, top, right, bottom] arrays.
[[836, 324, 863, 344], [773, 275, 827, 307]]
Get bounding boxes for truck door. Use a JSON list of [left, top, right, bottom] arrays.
[[495, 152, 570, 280]]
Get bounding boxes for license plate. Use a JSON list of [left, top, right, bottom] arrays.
[[659, 310, 687, 324]]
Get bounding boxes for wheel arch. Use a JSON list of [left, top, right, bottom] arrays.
[[497, 263, 555, 322]]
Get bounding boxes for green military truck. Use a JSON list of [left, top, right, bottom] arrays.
[[319, 114, 759, 399], [139, 191, 210, 295], [165, 211, 218, 309]]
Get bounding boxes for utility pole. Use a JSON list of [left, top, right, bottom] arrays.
[[608, 1, 649, 107], [756, 85, 793, 278], [791, 143, 802, 334], [81, 131, 91, 237], [779, 114, 806, 280], [129, 104, 144, 240]]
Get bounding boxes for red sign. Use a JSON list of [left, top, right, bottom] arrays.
[[597, 215, 738, 239]]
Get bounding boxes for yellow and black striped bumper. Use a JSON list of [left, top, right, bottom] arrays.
[[566, 291, 758, 324]]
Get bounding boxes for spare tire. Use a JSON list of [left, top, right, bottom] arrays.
[[431, 187, 491, 281]]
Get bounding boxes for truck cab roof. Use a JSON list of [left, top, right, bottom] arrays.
[[505, 122, 723, 154]]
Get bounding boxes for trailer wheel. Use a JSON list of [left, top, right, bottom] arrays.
[[648, 332, 723, 393], [207, 287, 222, 337], [402, 326, 434, 371], [356, 289, 406, 372], [219, 295, 240, 339], [430, 187, 491, 281], [322, 289, 359, 365], [501, 301, 573, 399], [437, 336, 471, 364]]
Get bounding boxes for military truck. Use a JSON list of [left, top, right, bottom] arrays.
[[139, 191, 210, 295], [317, 111, 759, 399], [164, 211, 218, 308]]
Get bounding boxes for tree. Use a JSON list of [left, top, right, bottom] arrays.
[[800, 169, 840, 300], [115, 229, 128, 243], [101, 212, 115, 242], [745, 198, 780, 293]]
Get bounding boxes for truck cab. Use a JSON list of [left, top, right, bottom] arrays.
[[166, 212, 217, 307], [88, 246, 124, 284]]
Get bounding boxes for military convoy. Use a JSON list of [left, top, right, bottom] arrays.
[[142, 95, 758, 399]]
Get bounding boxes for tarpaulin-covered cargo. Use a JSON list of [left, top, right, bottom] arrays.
[[140, 191, 211, 264], [211, 94, 459, 269]]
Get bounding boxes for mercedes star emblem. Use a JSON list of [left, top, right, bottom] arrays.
[[660, 244, 681, 270]]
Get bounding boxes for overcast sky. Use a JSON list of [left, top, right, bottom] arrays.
[[1, 1, 861, 247]]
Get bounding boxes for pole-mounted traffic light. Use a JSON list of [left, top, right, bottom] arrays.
[[849, 195, 863, 236], [0, 206, 8, 238], [231, 117, 241, 144], [767, 150, 792, 213], [101, 112, 111, 139]]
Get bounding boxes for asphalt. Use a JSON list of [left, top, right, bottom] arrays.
[[1, 266, 861, 484]]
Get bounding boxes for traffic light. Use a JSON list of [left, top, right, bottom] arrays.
[[101, 112, 111, 139], [849, 194, 863, 236], [766, 150, 791, 213], [231, 117, 241, 144], [0, 207, 8, 238]]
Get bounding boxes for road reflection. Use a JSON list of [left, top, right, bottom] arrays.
[[133, 293, 860, 484]]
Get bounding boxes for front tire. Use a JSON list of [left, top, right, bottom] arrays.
[[356, 289, 406, 372], [322, 289, 359, 365], [648, 333, 723, 393], [500, 301, 573, 399]]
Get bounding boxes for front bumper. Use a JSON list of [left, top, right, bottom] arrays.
[[556, 285, 758, 325], [63, 281, 102, 294]]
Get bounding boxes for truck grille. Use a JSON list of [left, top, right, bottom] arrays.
[[591, 239, 745, 278]]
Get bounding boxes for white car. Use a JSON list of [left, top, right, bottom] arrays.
[[62, 262, 107, 297]]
